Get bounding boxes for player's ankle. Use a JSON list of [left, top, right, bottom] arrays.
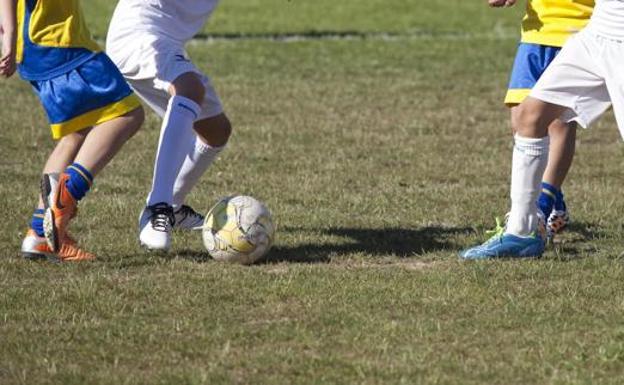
[[64, 163, 93, 201], [538, 181, 559, 215]]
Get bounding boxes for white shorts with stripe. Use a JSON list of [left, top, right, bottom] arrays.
[[106, 34, 223, 120]]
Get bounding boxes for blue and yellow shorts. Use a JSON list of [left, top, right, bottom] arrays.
[[30, 52, 141, 139], [505, 43, 562, 106]]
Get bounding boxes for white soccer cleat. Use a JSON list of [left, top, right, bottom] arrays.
[[139, 203, 174, 251], [173, 205, 204, 230]]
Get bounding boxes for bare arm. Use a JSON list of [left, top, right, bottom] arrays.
[[0, 0, 17, 78], [488, 0, 517, 7]]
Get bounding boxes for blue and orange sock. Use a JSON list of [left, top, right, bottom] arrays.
[[64, 163, 93, 201], [537, 182, 559, 217], [30, 208, 45, 237]]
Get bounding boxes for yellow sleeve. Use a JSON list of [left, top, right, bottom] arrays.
[[28, 0, 100, 51], [16, 0, 24, 63]]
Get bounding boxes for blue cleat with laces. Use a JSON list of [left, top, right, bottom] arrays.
[[459, 217, 546, 260]]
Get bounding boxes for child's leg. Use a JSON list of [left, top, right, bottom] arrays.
[[542, 120, 576, 191], [72, 108, 143, 175], [538, 120, 575, 235], [507, 98, 568, 237], [44, 108, 143, 252], [140, 72, 209, 250], [172, 113, 231, 209], [22, 132, 88, 259], [146, 72, 204, 207], [512, 106, 575, 218]]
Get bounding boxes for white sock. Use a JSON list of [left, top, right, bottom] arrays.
[[146, 95, 200, 206], [172, 137, 225, 209], [506, 134, 550, 237]]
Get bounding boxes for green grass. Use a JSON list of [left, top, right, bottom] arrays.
[[2, 1, 624, 384]]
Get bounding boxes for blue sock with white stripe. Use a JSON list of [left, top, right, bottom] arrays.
[[30, 209, 45, 237], [537, 181, 558, 218], [65, 163, 93, 201]]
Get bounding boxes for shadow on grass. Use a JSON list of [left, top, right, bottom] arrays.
[[562, 221, 605, 242], [263, 226, 471, 264], [549, 221, 606, 261], [111, 226, 471, 265]]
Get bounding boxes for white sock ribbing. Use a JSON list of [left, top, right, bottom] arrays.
[[506, 134, 550, 237], [172, 138, 225, 209], [146, 95, 200, 206]]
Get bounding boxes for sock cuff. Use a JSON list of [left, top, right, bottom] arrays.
[[195, 139, 225, 155], [169, 95, 202, 121], [68, 163, 93, 184], [514, 134, 549, 156], [540, 181, 559, 199], [33, 208, 45, 215]]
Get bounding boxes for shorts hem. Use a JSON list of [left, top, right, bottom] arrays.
[[50, 94, 142, 139], [530, 90, 589, 128], [505, 89, 531, 106]]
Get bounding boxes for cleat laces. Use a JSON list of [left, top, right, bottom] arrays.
[[149, 203, 175, 232], [484, 216, 506, 242]]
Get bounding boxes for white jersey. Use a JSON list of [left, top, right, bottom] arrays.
[[108, 0, 220, 43], [586, 0, 624, 41]]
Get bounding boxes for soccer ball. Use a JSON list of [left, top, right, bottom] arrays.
[[202, 195, 275, 265]]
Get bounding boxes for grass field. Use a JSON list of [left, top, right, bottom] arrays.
[[2, 1, 624, 384]]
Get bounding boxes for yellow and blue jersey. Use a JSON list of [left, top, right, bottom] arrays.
[[15, 0, 141, 138], [16, 0, 101, 80], [505, 0, 594, 105], [521, 0, 594, 47]]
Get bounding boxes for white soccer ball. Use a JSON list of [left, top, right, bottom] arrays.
[[202, 195, 275, 265]]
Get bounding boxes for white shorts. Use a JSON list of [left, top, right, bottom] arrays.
[[530, 28, 624, 138], [106, 34, 223, 120]]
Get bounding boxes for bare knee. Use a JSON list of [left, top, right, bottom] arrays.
[[194, 113, 232, 147], [513, 104, 545, 138], [169, 72, 206, 106]]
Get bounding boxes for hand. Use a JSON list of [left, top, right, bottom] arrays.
[[488, 0, 517, 7], [0, 54, 16, 78], [0, 38, 16, 78]]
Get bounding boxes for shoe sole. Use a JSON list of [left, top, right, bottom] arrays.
[[21, 251, 50, 261], [41, 175, 60, 253], [139, 241, 171, 252]]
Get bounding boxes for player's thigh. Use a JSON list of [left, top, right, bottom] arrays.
[[128, 78, 171, 118]]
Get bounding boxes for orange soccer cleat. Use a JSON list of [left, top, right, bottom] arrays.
[[41, 173, 78, 252], [20, 229, 95, 262], [54, 240, 96, 262]]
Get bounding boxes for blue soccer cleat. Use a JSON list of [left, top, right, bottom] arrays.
[[459, 217, 546, 260]]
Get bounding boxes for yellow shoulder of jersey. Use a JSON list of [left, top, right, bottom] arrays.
[[521, 0, 594, 47], [25, 0, 100, 51]]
